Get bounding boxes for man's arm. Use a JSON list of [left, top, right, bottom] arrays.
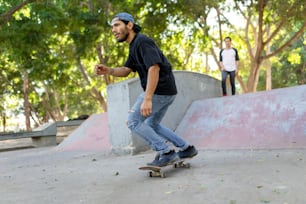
[[141, 64, 160, 117], [235, 60, 239, 75], [219, 61, 225, 71], [219, 49, 224, 71], [234, 47, 239, 74], [95, 64, 132, 77]]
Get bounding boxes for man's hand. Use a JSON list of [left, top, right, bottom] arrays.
[[140, 98, 152, 117], [94, 64, 112, 75], [219, 62, 225, 71]]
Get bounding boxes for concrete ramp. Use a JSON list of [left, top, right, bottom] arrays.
[[54, 85, 306, 153], [176, 85, 306, 149], [55, 113, 111, 152], [107, 71, 221, 155]]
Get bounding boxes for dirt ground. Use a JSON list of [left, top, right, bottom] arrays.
[[1, 147, 306, 204]]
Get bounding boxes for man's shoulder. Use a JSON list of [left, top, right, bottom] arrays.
[[135, 33, 152, 42], [131, 34, 148, 49], [132, 34, 156, 51], [231, 47, 238, 52], [221, 48, 238, 53]]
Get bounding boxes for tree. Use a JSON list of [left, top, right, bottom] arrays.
[[233, 0, 306, 92], [1, 0, 305, 131], [174, 0, 305, 92], [0, 0, 36, 24], [257, 35, 306, 90]]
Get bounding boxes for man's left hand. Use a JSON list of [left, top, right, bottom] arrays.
[[140, 99, 152, 117]]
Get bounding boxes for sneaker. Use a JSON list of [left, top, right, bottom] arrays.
[[149, 150, 178, 167], [146, 153, 160, 166], [177, 145, 198, 159]]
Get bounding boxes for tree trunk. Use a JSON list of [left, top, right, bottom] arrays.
[[1, 112, 6, 132], [265, 27, 272, 90], [205, 53, 209, 72], [247, 61, 262, 92], [236, 75, 247, 93], [266, 66, 271, 90], [23, 70, 31, 131]]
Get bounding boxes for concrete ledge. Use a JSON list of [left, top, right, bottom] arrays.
[[0, 120, 85, 148], [0, 123, 57, 140], [32, 136, 57, 147], [107, 71, 221, 155]]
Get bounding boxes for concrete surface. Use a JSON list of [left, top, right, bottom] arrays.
[[176, 85, 306, 149], [1, 147, 306, 204], [107, 71, 221, 155]]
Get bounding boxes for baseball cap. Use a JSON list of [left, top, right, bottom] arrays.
[[113, 12, 135, 24], [111, 12, 142, 33]]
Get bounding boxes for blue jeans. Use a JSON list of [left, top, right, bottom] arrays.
[[127, 93, 188, 154], [221, 70, 236, 95]]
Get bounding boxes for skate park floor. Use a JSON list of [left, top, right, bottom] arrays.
[[1, 147, 306, 204], [1, 85, 305, 204]]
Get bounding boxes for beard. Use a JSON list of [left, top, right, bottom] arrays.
[[117, 32, 129, 43]]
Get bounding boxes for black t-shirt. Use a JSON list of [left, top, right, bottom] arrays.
[[124, 34, 177, 95]]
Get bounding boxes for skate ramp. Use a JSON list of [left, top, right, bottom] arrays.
[[55, 85, 306, 153], [176, 85, 306, 149], [55, 113, 111, 152]]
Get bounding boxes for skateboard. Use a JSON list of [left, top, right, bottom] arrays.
[[139, 159, 191, 178]]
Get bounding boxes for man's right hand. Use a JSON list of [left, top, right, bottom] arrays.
[[94, 64, 111, 75]]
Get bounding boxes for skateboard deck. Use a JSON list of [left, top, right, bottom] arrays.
[[139, 159, 191, 178]]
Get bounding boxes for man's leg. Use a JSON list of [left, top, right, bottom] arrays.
[[221, 71, 228, 96], [145, 95, 197, 159], [127, 93, 197, 166], [229, 71, 236, 95], [127, 93, 170, 154], [145, 95, 188, 150]]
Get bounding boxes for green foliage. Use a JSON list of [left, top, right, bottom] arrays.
[[257, 35, 305, 90], [0, 0, 305, 129], [271, 36, 305, 87]]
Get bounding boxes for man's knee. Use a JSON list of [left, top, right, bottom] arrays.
[[127, 114, 142, 132], [127, 118, 136, 131], [127, 110, 137, 131]]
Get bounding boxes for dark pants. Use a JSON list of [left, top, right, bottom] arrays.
[[221, 70, 236, 95]]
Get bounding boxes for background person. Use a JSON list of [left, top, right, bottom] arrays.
[[219, 36, 239, 96]]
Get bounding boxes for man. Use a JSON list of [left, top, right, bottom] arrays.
[[219, 36, 239, 96], [94, 12, 197, 167]]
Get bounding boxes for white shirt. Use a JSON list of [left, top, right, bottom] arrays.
[[219, 48, 239, 72]]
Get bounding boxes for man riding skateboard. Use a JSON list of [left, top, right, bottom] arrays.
[[94, 12, 198, 167]]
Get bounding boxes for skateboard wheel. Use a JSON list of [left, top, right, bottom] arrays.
[[174, 163, 178, 168], [149, 172, 153, 177]]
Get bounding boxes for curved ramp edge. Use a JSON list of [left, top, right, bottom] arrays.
[[175, 85, 306, 149], [55, 113, 111, 153]]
